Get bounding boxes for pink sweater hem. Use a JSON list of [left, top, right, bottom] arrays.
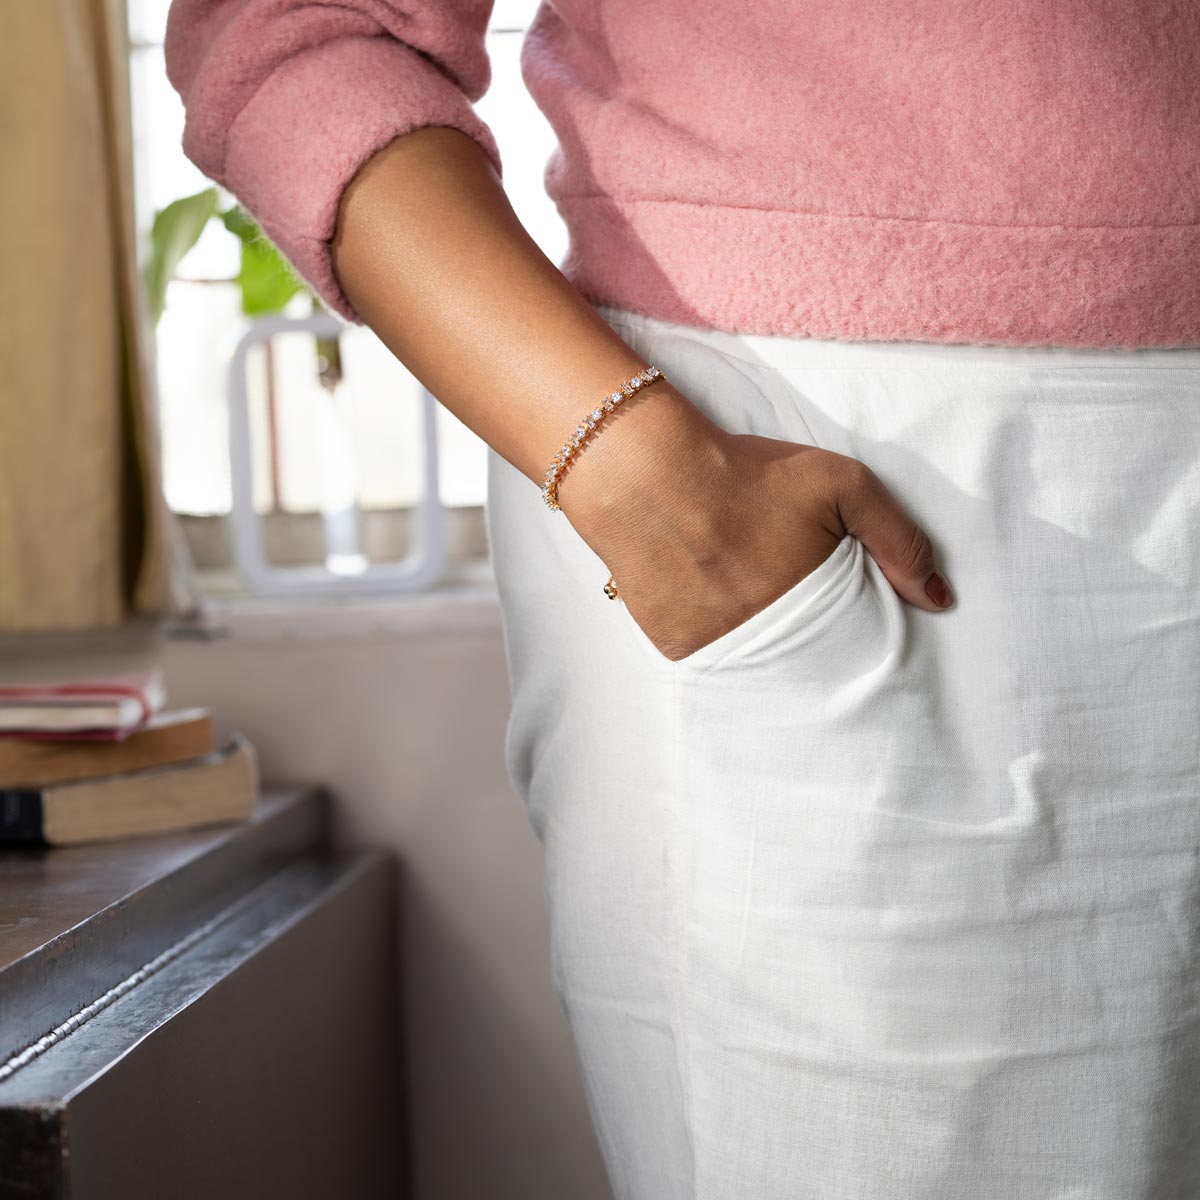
[[558, 196, 1200, 350]]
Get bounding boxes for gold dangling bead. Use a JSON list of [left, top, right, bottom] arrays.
[[603, 575, 619, 600]]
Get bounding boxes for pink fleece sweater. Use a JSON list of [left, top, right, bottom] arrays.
[[165, 1, 1200, 348]]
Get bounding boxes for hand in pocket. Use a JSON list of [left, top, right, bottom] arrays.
[[561, 387, 955, 663]]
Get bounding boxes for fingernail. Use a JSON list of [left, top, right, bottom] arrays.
[[924, 570, 953, 608]]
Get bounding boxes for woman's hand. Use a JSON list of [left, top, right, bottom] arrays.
[[557, 381, 954, 662]]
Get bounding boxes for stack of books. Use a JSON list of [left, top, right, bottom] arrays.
[[0, 665, 258, 846]]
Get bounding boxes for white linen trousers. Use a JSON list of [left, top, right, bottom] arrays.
[[485, 303, 1200, 1200]]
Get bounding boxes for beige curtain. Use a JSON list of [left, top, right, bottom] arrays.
[[0, 0, 198, 633]]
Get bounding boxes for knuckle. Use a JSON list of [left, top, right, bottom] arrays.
[[835, 454, 875, 492], [819, 454, 876, 523], [814, 453, 871, 503]]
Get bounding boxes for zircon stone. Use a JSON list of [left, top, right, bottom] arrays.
[[610, 392, 623, 403], [591, 408, 603, 421]]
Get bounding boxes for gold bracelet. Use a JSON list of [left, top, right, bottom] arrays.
[[540, 365, 664, 602], [540, 365, 665, 513]]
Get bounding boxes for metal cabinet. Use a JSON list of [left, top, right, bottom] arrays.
[[0, 788, 403, 1199]]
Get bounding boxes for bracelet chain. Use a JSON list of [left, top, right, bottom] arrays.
[[540, 364, 665, 603], [540, 365, 665, 511]]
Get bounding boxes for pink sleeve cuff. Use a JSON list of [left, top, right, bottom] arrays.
[[190, 33, 504, 322]]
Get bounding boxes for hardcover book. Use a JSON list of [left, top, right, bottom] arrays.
[[0, 732, 258, 847]]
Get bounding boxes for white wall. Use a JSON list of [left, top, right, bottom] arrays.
[[162, 592, 612, 1200]]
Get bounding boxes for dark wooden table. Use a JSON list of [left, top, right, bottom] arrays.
[[0, 786, 403, 1199]]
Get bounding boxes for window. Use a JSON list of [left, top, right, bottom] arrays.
[[126, 0, 565, 587]]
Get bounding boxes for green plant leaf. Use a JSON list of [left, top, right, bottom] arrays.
[[143, 187, 219, 324], [219, 206, 306, 316], [218, 204, 259, 242], [236, 236, 304, 316]]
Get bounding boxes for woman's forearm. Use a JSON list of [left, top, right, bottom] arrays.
[[329, 125, 726, 547]]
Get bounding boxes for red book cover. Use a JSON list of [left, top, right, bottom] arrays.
[[0, 668, 166, 741]]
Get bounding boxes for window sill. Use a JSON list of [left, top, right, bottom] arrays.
[[168, 570, 503, 645], [165, 506, 504, 643]]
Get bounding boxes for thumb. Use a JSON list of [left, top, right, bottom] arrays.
[[835, 460, 954, 612]]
